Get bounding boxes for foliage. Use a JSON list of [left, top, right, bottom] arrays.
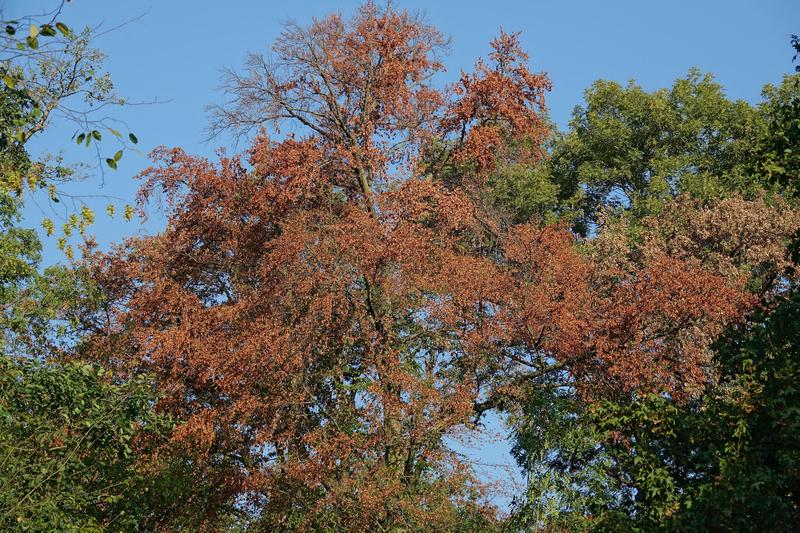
[[0, 0, 139, 248], [509, 58, 800, 530], [76, 4, 755, 529], [551, 70, 773, 234], [0, 85, 35, 193], [510, 290, 800, 531], [0, 175, 181, 533], [555, 290, 800, 532], [0, 358, 178, 531], [507, 385, 617, 532], [0, 3, 796, 530], [757, 74, 800, 194], [0, 15, 202, 531]]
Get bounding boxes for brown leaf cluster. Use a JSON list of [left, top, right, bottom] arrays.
[[80, 3, 758, 528], [640, 194, 800, 296]]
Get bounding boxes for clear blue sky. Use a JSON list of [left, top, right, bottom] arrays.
[[7, 0, 800, 512], [9, 0, 799, 253]]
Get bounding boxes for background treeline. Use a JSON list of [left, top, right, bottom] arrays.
[[1, 2, 799, 531]]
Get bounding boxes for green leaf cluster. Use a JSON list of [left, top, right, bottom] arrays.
[[509, 69, 800, 532]]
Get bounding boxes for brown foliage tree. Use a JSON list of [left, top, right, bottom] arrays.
[[639, 194, 800, 297], [83, 3, 752, 529]]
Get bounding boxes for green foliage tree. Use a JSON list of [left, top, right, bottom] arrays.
[[757, 74, 800, 195], [0, 182, 199, 531], [532, 289, 800, 532], [551, 70, 770, 234], [0, 358, 183, 531], [509, 69, 800, 531], [507, 384, 619, 532], [486, 133, 566, 226], [0, 14, 209, 532], [0, 1, 139, 252]]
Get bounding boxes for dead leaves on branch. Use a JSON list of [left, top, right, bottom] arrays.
[[77, 2, 777, 528]]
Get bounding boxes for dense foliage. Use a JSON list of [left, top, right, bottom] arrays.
[[0, 1, 798, 531], [0, 358, 180, 531], [508, 67, 800, 532], [0, 7, 198, 531]]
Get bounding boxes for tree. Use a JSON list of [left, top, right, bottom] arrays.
[[0, 14, 205, 531], [551, 70, 768, 234], [82, 3, 752, 529], [757, 74, 800, 194], [537, 289, 800, 532], [1, 0, 141, 252], [509, 67, 800, 531], [0, 83, 93, 359], [0, 156, 188, 533], [0, 358, 185, 531]]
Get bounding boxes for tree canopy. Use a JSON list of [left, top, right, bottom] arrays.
[[1, 2, 798, 531]]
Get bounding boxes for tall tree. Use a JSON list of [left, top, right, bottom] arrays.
[[0, 95, 193, 533], [509, 67, 800, 531], [0, 6, 207, 531], [550, 70, 766, 234], [82, 4, 753, 529]]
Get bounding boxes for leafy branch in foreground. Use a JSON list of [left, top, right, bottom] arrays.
[[0, 1, 144, 249]]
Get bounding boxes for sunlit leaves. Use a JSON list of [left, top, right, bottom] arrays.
[[39, 24, 57, 37], [2, 9, 139, 249], [41, 217, 54, 236], [82, 5, 760, 529], [0, 358, 181, 530], [55, 22, 72, 38], [0, 19, 71, 49]]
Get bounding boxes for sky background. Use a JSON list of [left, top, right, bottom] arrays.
[[5, 0, 800, 511], [7, 0, 799, 253]]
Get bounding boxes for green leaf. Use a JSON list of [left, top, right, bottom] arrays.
[[5, 25, 15, 36], [108, 127, 122, 138], [76, 133, 86, 145], [2, 75, 16, 89], [26, 36, 38, 49], [106, 158, 117, 170], [29, 24, 39, 38], [91, 130, 102, 141], [55, 22, 71, 37], [42, 218, 55, 236], [39, 24, 56, 37], [128, 133, 138, 144], [113, 150, 123, 162]]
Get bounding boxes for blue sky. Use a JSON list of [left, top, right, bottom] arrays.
[[9, 0, 799, 254], [7, 0, 800, 512]]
